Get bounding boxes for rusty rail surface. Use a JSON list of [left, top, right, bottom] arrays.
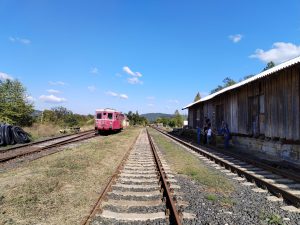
[[0, 129, 94, 153], [0, 130, 96, 163], [80, 131, 141, 225], [146, 128, 182, 225], [163, 128, 300, 183], [152, 126, 300, 208]]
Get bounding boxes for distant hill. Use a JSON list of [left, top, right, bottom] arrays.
[[141, 113, 173, 122]]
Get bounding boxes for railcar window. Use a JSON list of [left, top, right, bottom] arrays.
[[96, 113, 102, 119], [108, 113, 113, 119]]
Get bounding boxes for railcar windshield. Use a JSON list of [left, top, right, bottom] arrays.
[[96, 113, 102, 119], [108, 113, 113, 120]]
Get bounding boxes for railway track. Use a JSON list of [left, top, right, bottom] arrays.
[[82, 128, 195, 225], [0, 129, 96, 164], [152, 126, 300, 209]]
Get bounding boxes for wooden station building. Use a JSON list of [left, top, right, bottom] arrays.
[[183, 56, 300, 167]]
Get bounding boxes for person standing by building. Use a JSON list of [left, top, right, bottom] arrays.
[[207, 124, 212, 144], [203, 118, 210, 144], [197, 126, 201, 144], [220, 121, 230, 149]]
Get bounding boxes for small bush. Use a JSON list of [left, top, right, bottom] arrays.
[[205, 194, 218, 201]]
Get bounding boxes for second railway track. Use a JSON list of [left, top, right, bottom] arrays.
[[152, 126, 300, 209], [83, 128, 196, 225], [0, 129, 96, 165]]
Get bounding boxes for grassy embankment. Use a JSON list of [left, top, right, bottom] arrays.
[[149, 128, 235, 206], [0, 127, 141, 225]]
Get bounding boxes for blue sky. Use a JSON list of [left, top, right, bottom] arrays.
[[1, 0, 300, 115]]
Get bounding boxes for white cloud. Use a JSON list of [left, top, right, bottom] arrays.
[[90, 67, 99, 74], [106, 91, 118, 97], [9, 37, 31, 45], [135, 72, 142, 77], [123, 66, 136, 76], [106, 91, 128, 100], [47, 89, 61, 94], [49, 81, 66, 86], [127, 77, 143, 84], [229, 34, 243, 43], [123, 66, 143, 84], [119, 94, 128, 99], [39, 95, 67, 103], [250, 42, 300, 64], [88, 85, 96, 92], [0, 72, 13, 81]]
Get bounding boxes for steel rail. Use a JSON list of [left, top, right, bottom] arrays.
[[0, 131, 96, 163], [80, 131, 141, 225], [165, 130, 300, 183], [0, 129, 94, 153], [146, 128, 182, 225], [152, 127, 300, 208]]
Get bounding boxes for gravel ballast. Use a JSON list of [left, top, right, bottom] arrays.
[[178, 174, 300, 225], [150, 128, 300, 225]]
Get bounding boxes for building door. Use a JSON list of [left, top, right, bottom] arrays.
[[248, 96, 259, 136], [215, 104, 224, 129], [259, 95, 265, 135]]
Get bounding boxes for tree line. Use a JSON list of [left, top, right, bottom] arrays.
[[126, 111, 148, 126], [155, 110, 184, 128], [192, 61, 276, 99], [209, 61, 275, 94], [0, 79, 93, 127]]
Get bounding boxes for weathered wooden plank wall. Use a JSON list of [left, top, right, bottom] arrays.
[[263, 67, 299, 140], [189, 63, 300, 141]]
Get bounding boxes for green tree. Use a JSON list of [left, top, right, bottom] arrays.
[[41, 109, 57, 123], [223, 77, 236, 87], [64, 114, 79, 127], [210, 77, 236, 94], [210, 85, 223, 94], [52, 106, 72, 123], [262, 61, 275, 71], [168, 118, 176, 127], [126, 111, 148, 126], [0, 79, 34, 126], [194, 92, 201, 102], [243, 74, 254, 80], [173, 110, 183, 127]]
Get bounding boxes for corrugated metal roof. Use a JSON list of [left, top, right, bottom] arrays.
[[96, 108, 116, 112], [182, 55, 300, 109]]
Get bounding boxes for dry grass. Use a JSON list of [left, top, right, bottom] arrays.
[[0, 127, 141, 225], [24, 123, 61, 140], [24, 123, 94, 141], [149, 128, 234, 194]]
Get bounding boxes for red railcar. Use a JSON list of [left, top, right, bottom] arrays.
[[95, 108, 125, 133]]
